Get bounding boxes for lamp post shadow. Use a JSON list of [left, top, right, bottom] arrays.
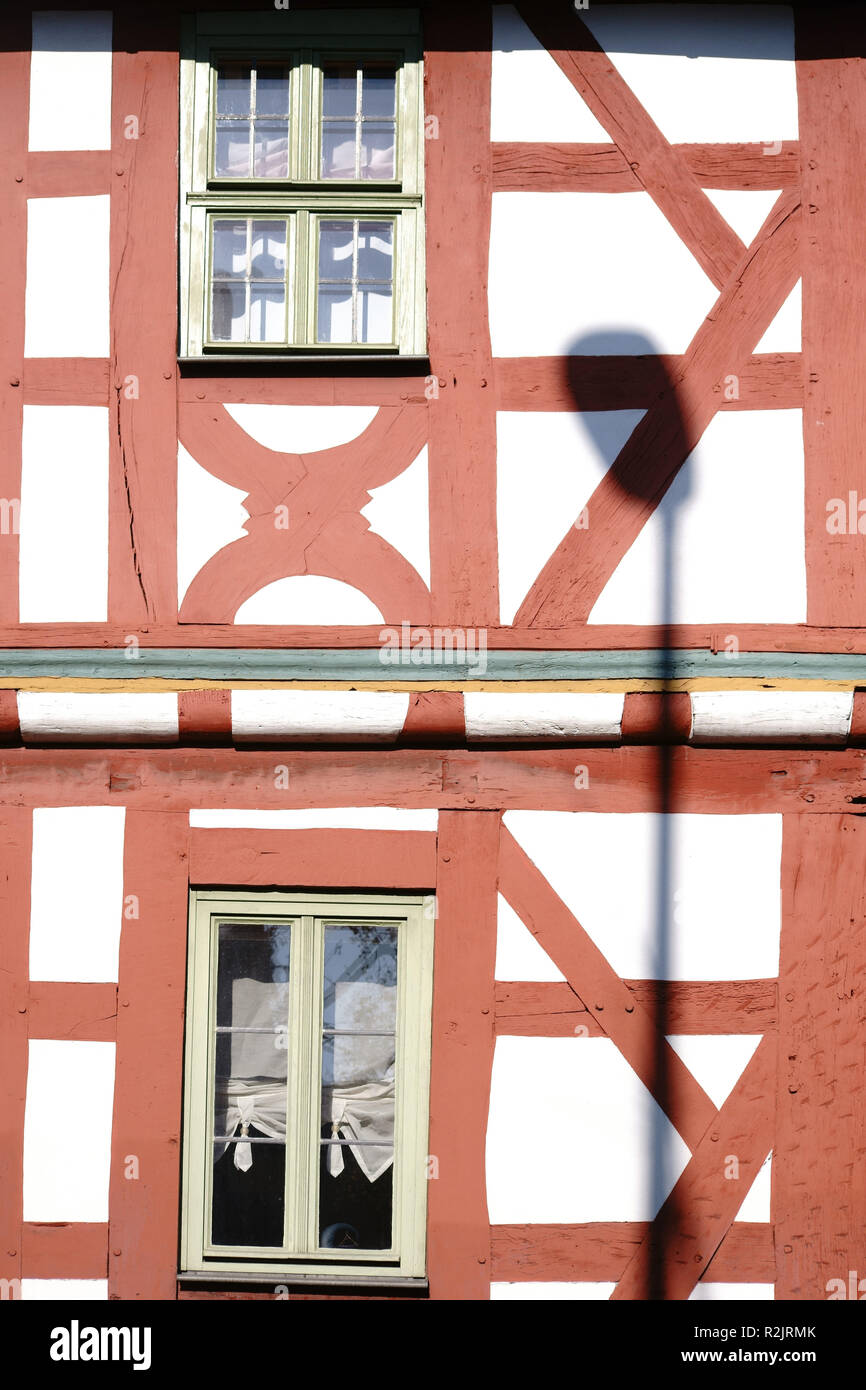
[[566, 330, 693, 1300]]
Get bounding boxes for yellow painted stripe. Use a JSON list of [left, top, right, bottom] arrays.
[[0, 677, 859, 694]]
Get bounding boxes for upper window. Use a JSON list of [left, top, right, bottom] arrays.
[[180, 890, 433, 1284], [179, 11, 425, 357]]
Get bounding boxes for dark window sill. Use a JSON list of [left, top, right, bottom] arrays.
[[178, 355, 431, 377], [178, 1270, 428, 1295]]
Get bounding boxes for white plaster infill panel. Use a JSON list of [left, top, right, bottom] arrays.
[[234, 577, 384, 625], [491, 5, 608, 142], [23, 1040, 116, 1222], [465, 692, 623, 741], [496, 893, 566, 983], [231, 690, 410, 743], [224, 404, 378, 452], [487, 1037, 691, 1223], [19, 405, 109, 622], [497, 409, 643, 626], [503, 811, 782, 980], [489, 192, 718, 358], [29, 11, 113, 152], [690, 691, 853, 744], [18, 693, 179, 745], [25, 196, 110, 357], [190, 808, 438, 831], [29, 806, 125, 982], [581, 4, 798, 145], [361, 445, 431, 589], [177, 444, 248, 611], [588, 410, 806, 626]]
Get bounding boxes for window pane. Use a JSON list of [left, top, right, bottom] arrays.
[[321, 122, 357, 179], [357, 222, 392, 281], [362, 70, 396, 118], [318, 220, 354, 281], [323, 68, 357, 119], [360, 124, 396, 180], [250, 220, 287, 278], [216, 63, 251, 116], [318, 288, 353, 343], [256, 64, 290, 116], [250, 286, 286, 342], [212, 220, 247, 278], [211, 921, 291, 1249], [215, 120, 250, 177], [211, 283, 246, 342], [253, 120, 289, 178], [319, 923, 397, 1251], [359, 287, 394, 343]]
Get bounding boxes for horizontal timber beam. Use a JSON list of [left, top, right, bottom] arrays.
[[491, 141, 799, 192], [0, 747, 863, 812], [490, 1222, 774, 1284], [494, 980, 777, 1036]]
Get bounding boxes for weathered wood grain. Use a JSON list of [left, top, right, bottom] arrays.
[[107, 810, 190, 1299], [189, 828, 437, 888], [0, 807, 31, 1295], [425, 6, 499, 625], [427, 810, 500, 1300], [492, 142, 799, 192], [491, 1221, 775, 1284], [494, 980, 778, 1036], [516, 3, 746, 288], [775, 814, 866, 1298], [498, 829, 717, 1148], [611, 1035, 776, 1300]]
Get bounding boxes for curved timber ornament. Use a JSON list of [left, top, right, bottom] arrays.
[[177, 403, 431, 623]]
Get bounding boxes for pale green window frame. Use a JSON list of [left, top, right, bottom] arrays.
[[180, 890, 434, 1283], [179, 10, 426, 357]]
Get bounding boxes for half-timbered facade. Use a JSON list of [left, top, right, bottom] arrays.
[[1, 1, 865, 1302]]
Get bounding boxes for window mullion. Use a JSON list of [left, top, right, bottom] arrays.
[[283, 913, 321, 1254], [295, 209, 311, 348]]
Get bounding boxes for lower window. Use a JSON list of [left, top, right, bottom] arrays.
[[181, 890, 433, 1281]]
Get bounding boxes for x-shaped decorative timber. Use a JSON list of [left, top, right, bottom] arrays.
[[514, 5, 802, 629], [498, 830, 775, 1301], [177, 403, 431, 623]]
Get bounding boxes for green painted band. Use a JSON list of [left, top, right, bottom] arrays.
[[1, 648, 866, 682]]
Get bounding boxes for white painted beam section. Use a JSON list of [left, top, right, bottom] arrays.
[[19, 406, 109, 622], [21, 1280, 109, 1301], [23, 1040, 115, 1221], [689, 1283, 775, 1301], [690, 691, 853, 744], [18, 693, 179, 745], [29, 12, 112, 152], [25, 196, 110, 357], [190, 808, 438, 830], [465, 692, 623, 741], [29, 807, 125, 982], [231, 690, 410, 743], [491, 1283, 616, 1300]]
